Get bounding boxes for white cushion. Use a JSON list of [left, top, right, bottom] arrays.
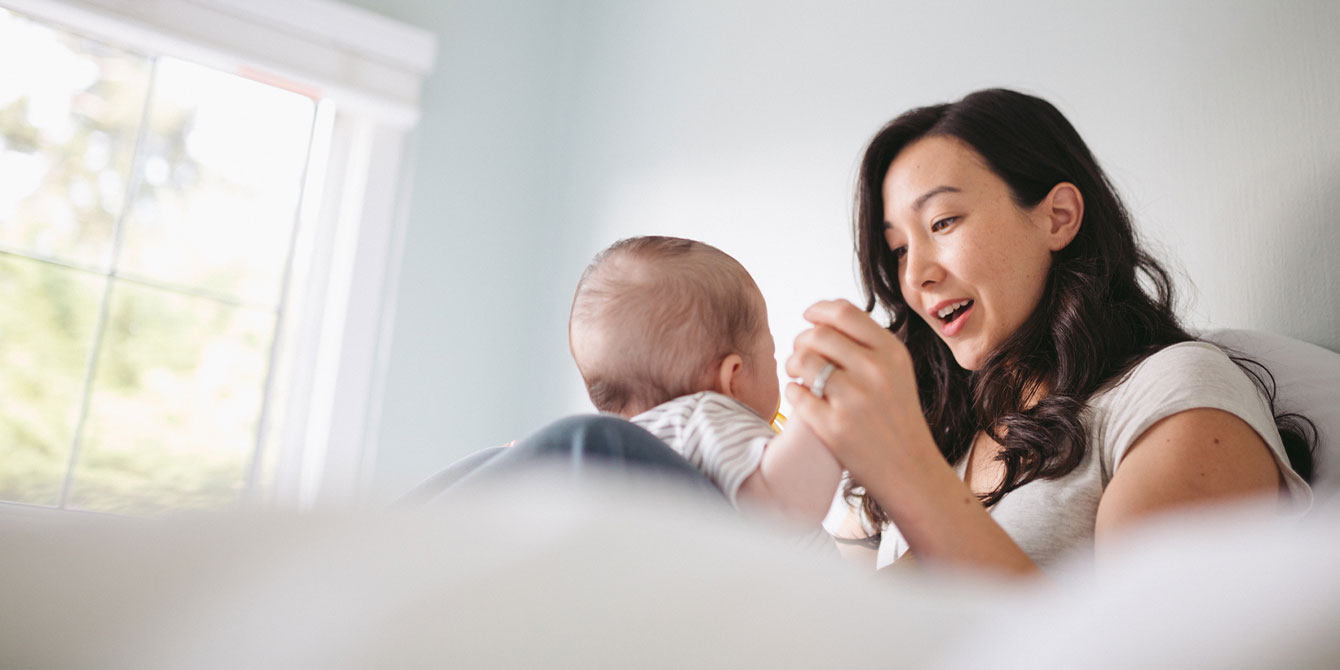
[[3, 476, 1339, 667], [1204, 329, 1340, 504]]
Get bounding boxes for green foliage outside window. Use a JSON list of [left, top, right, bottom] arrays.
[[0, 8, 313, 514]]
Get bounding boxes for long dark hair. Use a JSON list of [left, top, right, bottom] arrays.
[[850, 88, 1314, 528]]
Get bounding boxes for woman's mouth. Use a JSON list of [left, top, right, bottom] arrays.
[[935, 299, 974, 336]]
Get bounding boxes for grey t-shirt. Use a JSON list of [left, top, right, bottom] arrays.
[[875, 342, 1314, 570]]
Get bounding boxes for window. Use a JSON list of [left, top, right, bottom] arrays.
[[0, 0, 435, 514]]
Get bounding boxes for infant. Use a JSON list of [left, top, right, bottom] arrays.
[[568, 235, 841, 527]]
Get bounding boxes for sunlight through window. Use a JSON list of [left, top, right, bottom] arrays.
[[0, 7, 321, 514]]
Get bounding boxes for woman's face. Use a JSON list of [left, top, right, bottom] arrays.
[[881, 135, 1057, 371]]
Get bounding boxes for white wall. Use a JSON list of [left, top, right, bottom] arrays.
[[348, 0, 1340, 501]]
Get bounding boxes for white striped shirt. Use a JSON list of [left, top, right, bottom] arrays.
[[630, 391, 772, 506]]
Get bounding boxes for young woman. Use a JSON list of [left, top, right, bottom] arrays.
[[785, 88, 1313, 576]]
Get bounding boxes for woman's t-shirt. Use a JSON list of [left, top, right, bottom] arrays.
[[875, 341, 1314, 570]]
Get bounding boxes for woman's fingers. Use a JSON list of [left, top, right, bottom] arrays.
[[790, 361, 843, 399], [789, 302, 907, 395], [784, 381, 830, 426], [785, 353, 828, 390], [785, 325, 867, 382], [802, 299, 889, 349], [785, 372, 863, 455], [787, 299, 925, 448]]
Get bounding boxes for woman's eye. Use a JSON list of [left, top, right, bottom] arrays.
[[891, 245, 907, 262], [930, 216, 959, 233]]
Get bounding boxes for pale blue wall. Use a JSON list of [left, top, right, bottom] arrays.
[[341, 0, 590, 500]]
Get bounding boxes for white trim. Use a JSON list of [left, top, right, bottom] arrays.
[[266, 100, 341, 509], [355, 124, 420, 500], [265, 112, 410, 509], [313, 120, 406, 506], [190, 0, 435, 74], [1, 0, 435, 126]]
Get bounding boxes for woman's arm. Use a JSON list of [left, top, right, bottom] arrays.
[[736, 415, 843, 526], [785, 299, 1038, 577], [1094, 407, 1280, 560]]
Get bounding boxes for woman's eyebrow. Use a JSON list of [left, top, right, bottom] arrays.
[[912, 185, 961, 212]]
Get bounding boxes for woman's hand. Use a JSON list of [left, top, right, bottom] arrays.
[[783, 299, 935, 480], [786, 299, 1038, 576]]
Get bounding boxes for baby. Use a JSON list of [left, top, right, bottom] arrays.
[[568, 235, 841, 527]]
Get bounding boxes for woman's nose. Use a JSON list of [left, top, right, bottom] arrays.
[[903, 243, 943, 288]]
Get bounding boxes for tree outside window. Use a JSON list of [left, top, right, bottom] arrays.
[[0, 7, 317, 514]]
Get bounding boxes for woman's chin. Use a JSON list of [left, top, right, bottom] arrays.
[[931, 326, 987, 370], [947, 345, 986, 371]]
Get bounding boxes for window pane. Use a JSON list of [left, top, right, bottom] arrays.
[[116, 58, 315, 307], [0, 255, 103, 505], [68, 281, 275, 514], [0, 8, 151, 268], [1, 10, 326, 513]]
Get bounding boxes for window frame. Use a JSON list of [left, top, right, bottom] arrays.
[[1, 0, 436, 510]]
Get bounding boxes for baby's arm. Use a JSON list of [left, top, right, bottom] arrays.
[[735, 414, 842, 526]]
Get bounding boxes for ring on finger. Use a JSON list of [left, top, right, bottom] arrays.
[[810, 362, 837, 399]]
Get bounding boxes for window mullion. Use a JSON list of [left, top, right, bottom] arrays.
[[55, 56, 159, 509]]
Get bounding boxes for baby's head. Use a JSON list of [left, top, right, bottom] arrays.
[[569, 236, 778, 419]]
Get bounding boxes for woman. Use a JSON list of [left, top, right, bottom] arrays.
[[785, 88, 1313, 576]]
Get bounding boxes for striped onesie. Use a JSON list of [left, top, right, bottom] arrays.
[[630, 391, 773, 506]]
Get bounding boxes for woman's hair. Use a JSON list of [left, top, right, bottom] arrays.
[[850, 88, 1315, 528], [569, 235, 765, 416]]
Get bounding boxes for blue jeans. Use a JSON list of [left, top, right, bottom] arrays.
[[401, 414, 725, 505]]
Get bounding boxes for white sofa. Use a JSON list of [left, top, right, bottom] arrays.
[[1, 330, 1336, 668]]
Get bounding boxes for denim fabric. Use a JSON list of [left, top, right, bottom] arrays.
[[402, 414, 725, 505]]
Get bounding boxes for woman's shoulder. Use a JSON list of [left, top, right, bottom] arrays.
[[1088, 340, 1279, 471], [1126, 339, 1236, 373], [1098, 341, 1254, 403]]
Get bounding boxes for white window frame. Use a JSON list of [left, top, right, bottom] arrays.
[[1, 0, 436, 510]]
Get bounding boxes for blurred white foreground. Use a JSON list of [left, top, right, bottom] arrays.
[[1, 468, 1337, 668]]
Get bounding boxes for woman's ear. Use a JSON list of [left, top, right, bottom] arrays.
[[1042, 182, 1084, 251], [714, 353, 745, 399]]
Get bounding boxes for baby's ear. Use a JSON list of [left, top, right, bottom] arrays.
[[714, 353, 745, 398]]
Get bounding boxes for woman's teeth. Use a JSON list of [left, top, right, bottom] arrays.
[[937, 299, 972, 320]]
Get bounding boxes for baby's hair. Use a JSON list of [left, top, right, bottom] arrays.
[[569, 236, 765, 416]]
